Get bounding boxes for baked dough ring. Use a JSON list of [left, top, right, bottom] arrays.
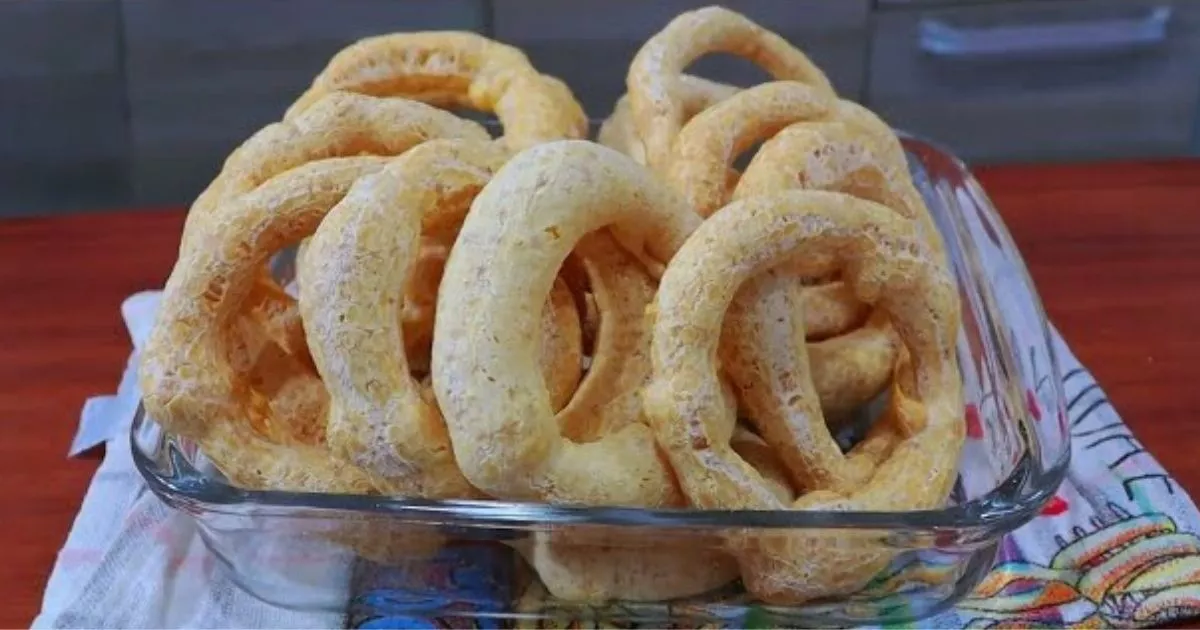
[[184, 94, 490, 445], [643, 190, 964, 604], [667, 80, 836, 218], [141, 157, 390, 493], [598, 74, 739, 166], [668, 81, 896, 345], [736, 104, 945, 260], [554, 230, 656, 442], [432, 140, 702, 507], [523, 243, 741, 602], [188, 92, 490, 248], [402, 241, 583, 413], [627, 5, 836, 173], [731, 120, 942, 421], [298, 140, 513, 497], [398, 239, 450, 377], [285, 31, 587, 152]]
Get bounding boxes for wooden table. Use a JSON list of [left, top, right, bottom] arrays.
[[2, 160, 1198, 627]]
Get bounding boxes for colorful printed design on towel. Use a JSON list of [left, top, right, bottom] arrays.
[[957, 503, 1200, 628], [935, 354, 1200, 630], [345, 542, 517, 629]]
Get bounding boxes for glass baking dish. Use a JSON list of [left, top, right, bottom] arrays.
[[131, 133, 1070, 628]]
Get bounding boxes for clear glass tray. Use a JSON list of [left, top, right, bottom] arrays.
[[132, 133, 1070, 628]]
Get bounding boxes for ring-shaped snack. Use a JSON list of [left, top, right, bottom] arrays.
[[627, 6, 836, 173], [735, 110, 945, 261], [285, 31, 587, 152], [188, 92, 489, 247], [401, 241, 583, 413], [643, 189, 964, 604], [667, 80, 837, 218], [724, 121, 928, 458], [432, 140, 701, 507], [398, 239, 452, 377], [183, 94, 490, 444], [298, 140, 585, 496], [599, 74, 739, 166], [298, 141, 509, 497], [554, 230, 657, 442], [141, 157, 390, 493]]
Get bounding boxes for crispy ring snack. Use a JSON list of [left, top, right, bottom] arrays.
[[667, 80, 836, 218], [285, 32, 531, 115], [729, 120, 941, 421], [627, 6, 836, 173], [188, 92, 490, 247], [724, 121, 914, 442], [286, 31, 587, 152], [667, 81, 904, 347], [432, 140, 701, 507], [298, 140, 513, 498], [644, 190, 964, 603], [599, 74, 739, 166], [735, 109, 945, 260], [401, 244, 583, 413], [554, 230, 656, 442], [523, 237, 741, 602], [141, 157, 390, 493], [399, 239, 451, 377], [540, 278, 585, 413], [719, 267, 894, 493], [184, 94, 490, 445]]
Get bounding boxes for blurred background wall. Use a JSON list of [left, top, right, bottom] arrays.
[[1, 0, 1197, 217]]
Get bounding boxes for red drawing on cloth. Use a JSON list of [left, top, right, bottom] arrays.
[[1027, 388, 1043, 422], [1040, 495, 1069, 517], [965, 403, 984, 439]]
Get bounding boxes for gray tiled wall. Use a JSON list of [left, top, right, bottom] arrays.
[[123, 0, 487, 206], [2, 0, 1199, 217], [0, 0, 128, 216]]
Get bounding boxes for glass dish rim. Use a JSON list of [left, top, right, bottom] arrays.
[[131, 132, 1070, 537]]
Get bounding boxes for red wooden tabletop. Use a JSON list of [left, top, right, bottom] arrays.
[[2, 160, 1199, 627]]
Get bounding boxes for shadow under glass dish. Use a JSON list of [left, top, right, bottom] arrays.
[[133, 132, 1069, 627]]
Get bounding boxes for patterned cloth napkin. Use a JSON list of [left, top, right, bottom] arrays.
[[34, 300, 1200, 628]]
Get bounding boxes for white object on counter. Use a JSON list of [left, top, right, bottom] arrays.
[[33, 291, 343, 630]]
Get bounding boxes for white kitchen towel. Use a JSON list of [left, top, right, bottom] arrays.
[[33, 291, 346, 630]]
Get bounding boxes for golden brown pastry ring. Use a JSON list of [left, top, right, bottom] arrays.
[[400, 242, 583, 413], [297, 140, 583, 496], [729, 120, 944, 421], [182, 93, 491, 445], [141, 157, 389, 493], [429, 140, 742, 602], [553, 230, 656, 442], [397, 238, 451, 377], [432, 140, 702, 507], [626, 5, 836, 173], [187, 92, 490, 248], [643, 190, 965, 604], [667, 80, 836, 219], [296, 141, 508, 498], [598, 74, 739, 166], [520, 233, 742, 602], [285, 31, 587, 152]]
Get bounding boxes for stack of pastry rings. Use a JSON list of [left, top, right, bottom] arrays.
[[139, 10, 967, 608]]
